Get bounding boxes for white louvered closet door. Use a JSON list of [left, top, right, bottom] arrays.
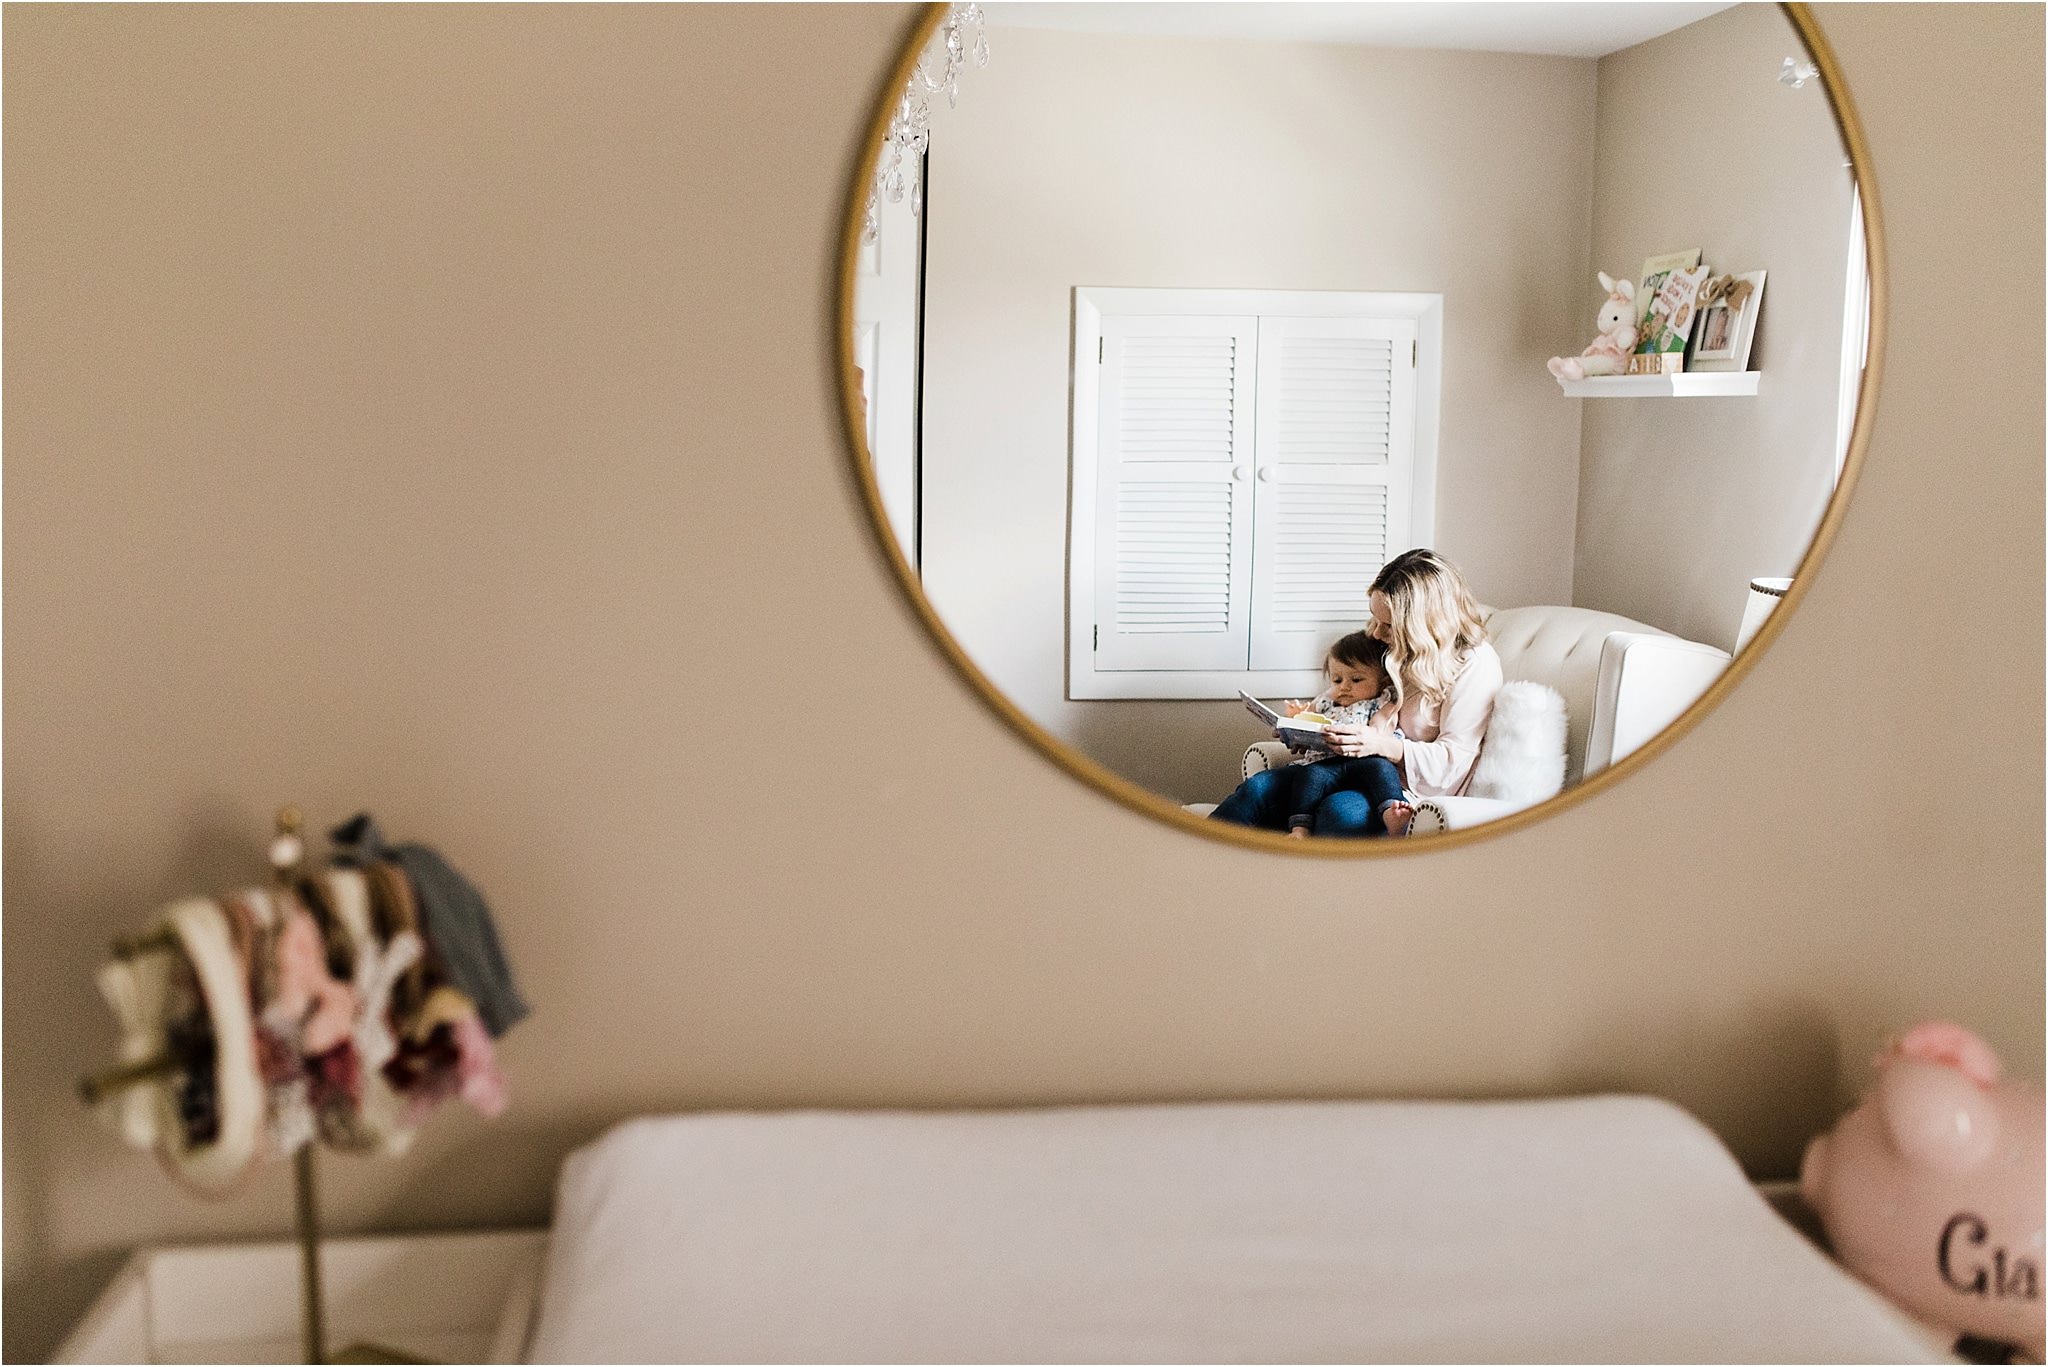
[[1092, 314, 1258, 671], [1247, 316, 1417, 671]]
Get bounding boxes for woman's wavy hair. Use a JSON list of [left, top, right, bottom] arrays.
[[1371, 549, 1487, 711]]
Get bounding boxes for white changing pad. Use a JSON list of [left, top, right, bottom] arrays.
[[525, 1097, 1948, 1363]]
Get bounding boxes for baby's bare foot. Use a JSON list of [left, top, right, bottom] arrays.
[[1287, 826, 1310, 839], [1381, 802, 1414, 838]]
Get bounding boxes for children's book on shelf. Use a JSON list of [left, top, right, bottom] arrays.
[[1635, 250, 1700, 315], [1634, 249, 1709, 364], [1239, 692, 1335, 752]]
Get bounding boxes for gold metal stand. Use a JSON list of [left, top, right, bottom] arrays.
[[296, 1145, 328, 1365], [76, 1053, 178, 1105], [274, 807, 334, 1367], [291, 1143, 423, 1365]]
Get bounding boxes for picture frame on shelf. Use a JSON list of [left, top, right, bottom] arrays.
[[1689, 270, 1767, 372]]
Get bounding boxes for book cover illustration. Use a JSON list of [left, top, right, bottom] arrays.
[[1634, 250, 1708, 359]]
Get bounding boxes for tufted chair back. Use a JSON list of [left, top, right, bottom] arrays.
[[1481, 604, 1686, 787]]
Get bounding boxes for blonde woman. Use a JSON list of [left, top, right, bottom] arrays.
[[1312, 549, 1503, 837]]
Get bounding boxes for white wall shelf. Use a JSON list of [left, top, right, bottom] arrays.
[[1557, 372, 1760, 397]]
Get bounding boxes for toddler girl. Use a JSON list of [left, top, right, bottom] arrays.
[[1209, 631, 1414, 838]]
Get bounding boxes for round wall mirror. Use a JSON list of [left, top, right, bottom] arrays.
[[838, 1, 1881, 852]]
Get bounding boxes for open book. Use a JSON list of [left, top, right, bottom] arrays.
[[1239, 692, 1335, 753]]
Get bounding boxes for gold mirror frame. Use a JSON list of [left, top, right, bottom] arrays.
[[834, 3, 1886, 858]]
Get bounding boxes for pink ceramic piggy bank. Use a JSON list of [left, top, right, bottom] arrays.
[[1801, 1022, 2044, 1358]]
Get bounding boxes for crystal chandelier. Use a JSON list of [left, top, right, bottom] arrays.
[[862, 3, 990, 244]]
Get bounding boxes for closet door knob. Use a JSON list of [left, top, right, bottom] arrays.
[[1257, 467, 1276, 483], [1231, 466, 1249, 482]]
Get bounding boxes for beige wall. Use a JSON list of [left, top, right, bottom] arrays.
[[1576, 4, 1856, 648], [920, 28, 1597, 800], [4, 5, 2041, 1361]]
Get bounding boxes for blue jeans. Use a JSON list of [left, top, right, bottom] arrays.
[[1209, 757, 1408, 836]]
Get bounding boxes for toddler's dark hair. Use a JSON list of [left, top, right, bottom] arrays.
[[1327, 630, 1387, 673]]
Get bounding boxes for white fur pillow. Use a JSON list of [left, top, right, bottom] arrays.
[[1468, 680, 1568, 803]]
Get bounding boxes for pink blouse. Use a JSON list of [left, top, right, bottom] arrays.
[[1392, 641, 1504, 797]]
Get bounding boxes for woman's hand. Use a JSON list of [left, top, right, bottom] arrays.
[[1323, 724, 1396, 760]]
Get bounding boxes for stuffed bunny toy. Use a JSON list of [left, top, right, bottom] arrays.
[[1548, 272, 1637, 381]]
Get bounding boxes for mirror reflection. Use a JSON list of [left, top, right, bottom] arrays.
[[850, 2, 1869, 841]]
